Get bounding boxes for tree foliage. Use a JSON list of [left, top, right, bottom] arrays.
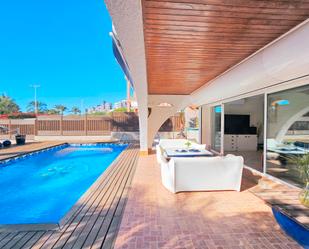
[[27, 101, 48, 113], [0, 95, 20, 114], [47, 109, 60, 115], [112, 107, 130, 112], [70, 106, 81, 115], [89, 111, 107, 115], [54, 105, 67, 115]]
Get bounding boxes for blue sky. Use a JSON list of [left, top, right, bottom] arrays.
[[0, 0, 126, 112]]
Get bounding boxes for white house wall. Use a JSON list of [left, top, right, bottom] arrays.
[[104, 0, 149, 152], [149, 20, 309, 147], [190, 20, 309, 106], [197, 20, 309, 148], [104, 1, 309, 150]]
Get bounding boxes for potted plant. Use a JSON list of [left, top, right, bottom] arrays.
[[289, 153, 309, 207], [185, 141, 192, 149]]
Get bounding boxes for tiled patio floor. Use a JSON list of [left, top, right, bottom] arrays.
[[114, 154, 301, 249]]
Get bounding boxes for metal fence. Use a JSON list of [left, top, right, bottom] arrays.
[[0, 113, 182, 139]]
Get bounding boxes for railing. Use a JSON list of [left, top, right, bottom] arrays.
[[0, 113, 182, 138]]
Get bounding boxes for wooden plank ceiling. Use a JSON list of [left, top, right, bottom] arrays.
[[141, 0, 309, 95]]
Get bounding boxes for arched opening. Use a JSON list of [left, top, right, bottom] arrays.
[[149, 106, 200, 149]]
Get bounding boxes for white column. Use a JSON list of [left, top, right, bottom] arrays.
[[138, 106, 148, 154], [133, 93, 149, 155]]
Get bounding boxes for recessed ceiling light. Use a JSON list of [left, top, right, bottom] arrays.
[[157, 102, 173, 107]]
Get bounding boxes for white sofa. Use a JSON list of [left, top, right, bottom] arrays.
[[159, 154, 244, 193]]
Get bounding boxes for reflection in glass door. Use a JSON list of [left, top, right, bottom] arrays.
[[266, 84, 309, 187]]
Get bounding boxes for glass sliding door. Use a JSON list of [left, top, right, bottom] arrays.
[[266, 84, 309, 187], [224, 95, 264, 172], [211, 105, 222, 153]]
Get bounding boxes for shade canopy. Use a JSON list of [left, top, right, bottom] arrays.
[[142, 0, 309, 95]]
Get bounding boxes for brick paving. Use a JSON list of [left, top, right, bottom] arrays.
[[114, 154, 301, 249]]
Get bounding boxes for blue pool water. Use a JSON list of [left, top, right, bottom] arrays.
[[0, 143, 127, 225]]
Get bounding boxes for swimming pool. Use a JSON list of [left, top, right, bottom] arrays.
[[0, 143, 127, 226]]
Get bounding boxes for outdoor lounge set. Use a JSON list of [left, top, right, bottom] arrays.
[[156, 139, 244, 193]]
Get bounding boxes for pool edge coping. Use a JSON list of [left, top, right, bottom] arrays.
[[0, 142, 69, 165]]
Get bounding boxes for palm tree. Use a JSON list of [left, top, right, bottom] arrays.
[[27, 101, 48, 113], [47, 109, 60, 115], [70, 106, 81, 115], [0, 95, 20, 114], [54, 105, 67, 115]]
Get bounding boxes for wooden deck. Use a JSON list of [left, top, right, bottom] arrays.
[[0, 143, 139, 249]]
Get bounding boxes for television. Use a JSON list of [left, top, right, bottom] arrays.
[[224, 114, 254, 134]]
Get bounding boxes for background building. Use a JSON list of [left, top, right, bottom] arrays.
[[88, 101, 113, 114], [114, 100, 127, 109]]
